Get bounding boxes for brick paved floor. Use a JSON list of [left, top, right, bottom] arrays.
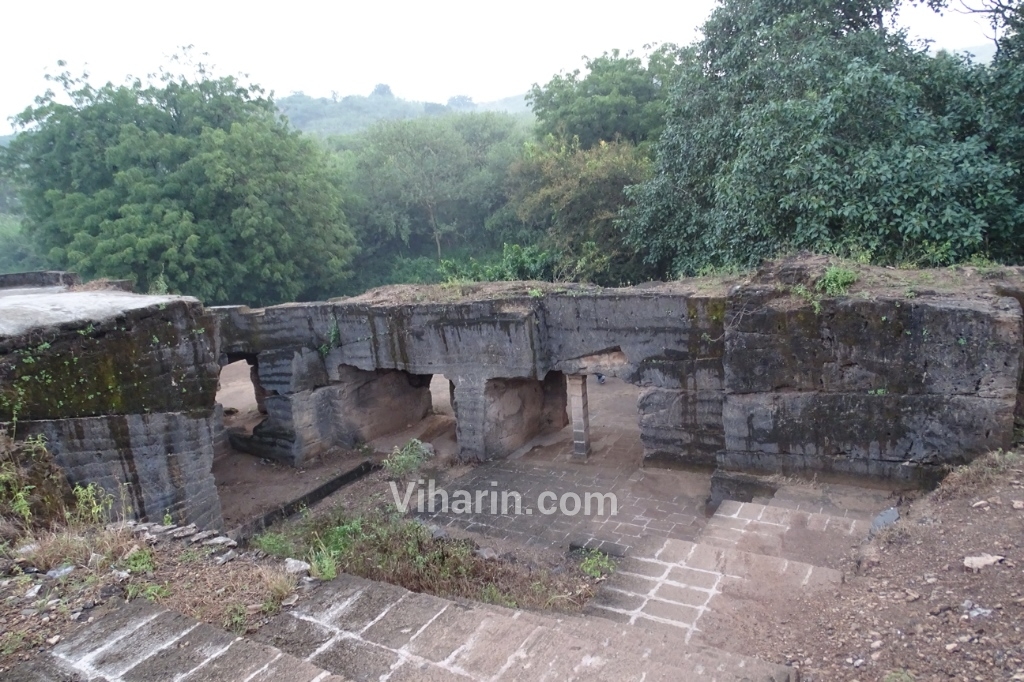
[[585, 535, 843, 642], [414, 462, 710, 555], [413, 376, 694, 554]]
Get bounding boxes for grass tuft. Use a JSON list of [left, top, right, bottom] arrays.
[[934, 449, 1022, 501]]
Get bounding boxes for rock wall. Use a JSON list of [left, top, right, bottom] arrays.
[[22, 412, 222, 530], [720, 290, 1021, 480], [6, 258, 1020, 520], [214, 261, 1024, 483], [1, 289, 223, 528]]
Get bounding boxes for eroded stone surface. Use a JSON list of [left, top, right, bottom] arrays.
[[1, 286, 223, 528], [214, 260, 1023, 480]]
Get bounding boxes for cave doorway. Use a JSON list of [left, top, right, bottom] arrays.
[[361, 372, 458, 461], [215, 356, 265, 437], [521, 372, 643, 469]]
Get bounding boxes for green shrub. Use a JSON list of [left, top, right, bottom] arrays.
[[382, 439, 430, 479], [0, 432, 73, 528], [578, 549, 616, 578], [309, 545, 338, 580], [252, 532, 295, 558], [123, 548, 156, 574], [480, 583, 517, 608], [816, 266, 858, 297]]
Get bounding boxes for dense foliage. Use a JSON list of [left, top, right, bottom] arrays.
[[4, 1, 1024, 300], [622, 0, 1024, 275], [329, 113, 531, 293], [0, 215, 46, 275], [528, 45, 683, 150], [2, 63, 356, 305], [506, 137, 655, 285]]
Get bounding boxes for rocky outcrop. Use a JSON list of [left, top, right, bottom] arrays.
[[720, 284, 1022, 481], [213, 261, 1024, 483], [4, 258, 1021, 519], [1, 286, 223, 528]]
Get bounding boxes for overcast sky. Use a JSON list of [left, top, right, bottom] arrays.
[[0, 0, 995, 135]]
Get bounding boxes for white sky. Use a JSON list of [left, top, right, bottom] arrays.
[[0, 0, 995, 135]]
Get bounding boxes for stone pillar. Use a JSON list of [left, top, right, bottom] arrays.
[[453, 378, 488, 462], [567, 374, 591, 460]]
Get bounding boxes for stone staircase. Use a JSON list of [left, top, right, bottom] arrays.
[[250, 572, 794, 681], [699, 499, 872, 568], [5, 600, 341, 682], [6, 494, 883, 681], [10, 571, 794, 682], [586, 498, 876, 658]]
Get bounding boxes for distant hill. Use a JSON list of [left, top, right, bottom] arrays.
[[276, 89, 532, 137], [477, 94, 531, 115], [0, 134, 14, 147]]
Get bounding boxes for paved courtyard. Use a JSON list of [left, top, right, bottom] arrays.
[[414, 460, 710, 555]]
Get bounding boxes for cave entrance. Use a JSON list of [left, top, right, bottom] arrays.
[[215, 355, 265, 438], [361, 372, 458, 461], [520, 358, 642, 469]]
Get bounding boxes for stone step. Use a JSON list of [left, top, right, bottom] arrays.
[[699, 499, 870, 567], [587, 537, 841, 646], [480, 604, 796, 681], [762, 480, 896, 523], [254, 571, 794, 682], [6, 600, 343, 682]]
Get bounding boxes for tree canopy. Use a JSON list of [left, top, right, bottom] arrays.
[[5, 2, 1024, 301], [506, 136, 655, 285], [346, 114, 527, 254], [2, 62, 356, 305], [527, 44, 684, 150], [621, 0, 1024, 276]]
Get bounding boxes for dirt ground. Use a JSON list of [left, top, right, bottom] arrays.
[[331, 255, 1024, 311], [214, 360, 377, 529], [703, 450, 1024, 681]]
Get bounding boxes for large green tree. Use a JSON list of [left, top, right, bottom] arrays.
[[2, 61, 356, 305], [622, 0, 1024, 275], [506, 137, 655, 285], [341, 113, 528, 264], [528, 44, 684, 150]]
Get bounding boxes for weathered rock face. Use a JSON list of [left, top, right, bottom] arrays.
[[232, 365, 433, 463], [214, 262, 1024, 483], [7, 257, 1020, 517], [484, 372, 568, 458], [721, 290, 1022, 480], [21, 412, 222, 529], [1, 287, 223, 528]]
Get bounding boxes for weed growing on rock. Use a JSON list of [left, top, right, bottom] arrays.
[[791, 284, 823, 314], [223, 603, 248, 634], [480, 583, 517, 607], [126, 582, 170, 603], [309, 542, 338, 580], [816, 265, 858, 296], [71, 483, 113, 527], [260, 567, 297, 614], [123, 547, 157, 574]]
